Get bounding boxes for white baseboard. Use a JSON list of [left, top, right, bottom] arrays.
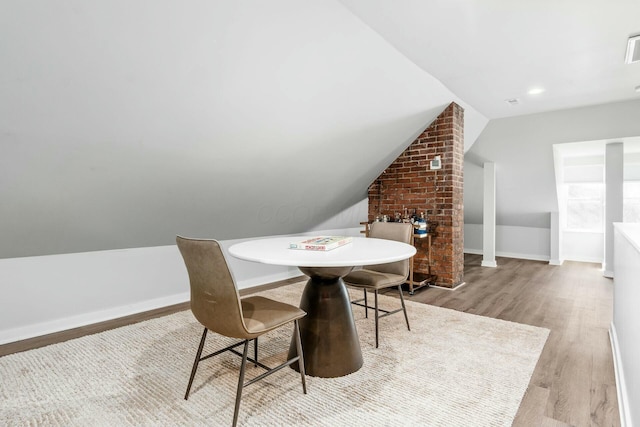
[[548, 259, 564, 266], [429, 281, 467, 291], [495, 251, 550, 262], [609, 322, 631, 427], [481, 260, 497, 268], [563, 255, 604, 264]]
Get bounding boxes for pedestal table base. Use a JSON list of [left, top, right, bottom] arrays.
[[288, 266, 363, 378]]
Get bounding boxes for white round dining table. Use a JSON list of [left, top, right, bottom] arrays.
[[229, 236, 416, 378]]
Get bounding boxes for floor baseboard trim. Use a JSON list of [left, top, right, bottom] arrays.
[[481, 260, 497, 268], [429, 281, 467, 291], [0, 300, 189, 357], [609, 322, 631, 427]]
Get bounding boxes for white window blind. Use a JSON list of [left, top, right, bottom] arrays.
[[565, 183, 604, 231]]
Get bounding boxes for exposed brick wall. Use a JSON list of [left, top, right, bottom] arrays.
[[367, 103, 464, 288]]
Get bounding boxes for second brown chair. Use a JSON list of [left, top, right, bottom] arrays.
[[343, 222, 412, 348]]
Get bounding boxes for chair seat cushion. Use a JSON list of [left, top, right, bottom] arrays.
[[241, 296, 306, 335], [343, 269, 406, 290]]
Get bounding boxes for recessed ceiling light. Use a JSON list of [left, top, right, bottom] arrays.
[[625, 35, 640, 64], [528, 87, 546, 95]]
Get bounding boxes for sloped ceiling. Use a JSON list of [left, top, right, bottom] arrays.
[[0, 0, 480, 258], [338, 0, 640, 119]]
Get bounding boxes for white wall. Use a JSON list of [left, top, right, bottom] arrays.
[[464, 99, 640, 230], [0, 227, 362, 345], [464, 224, 550, 261], [464, 222, 603, 264], [0, 245, 190, 345], [464, 224, 607, 264], [309, 198, 368, 232], [562, 231, 604, 263], [612, 224, 640, 427], [463, 224, 483, 255], [464, 101, 640, 267]]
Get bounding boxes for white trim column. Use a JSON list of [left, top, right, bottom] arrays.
[[482, 162, 497, 268], [549, 212, 563, 265], [604, 142, 623, 278]]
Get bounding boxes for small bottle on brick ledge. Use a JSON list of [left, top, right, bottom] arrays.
[[415, 212, 428, 235]]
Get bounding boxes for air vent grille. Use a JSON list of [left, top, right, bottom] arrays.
[[625, 35, 640, 64]]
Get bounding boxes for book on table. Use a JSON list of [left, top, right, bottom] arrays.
[[289, 236, 353, 251]]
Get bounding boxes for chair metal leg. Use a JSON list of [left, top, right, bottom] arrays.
[[186, 326, 303, 425], [232, 340, 250, 427], [374, 290, 379, 348], [253, 338, 258, 367], [398, 285, 411, 331], [363, 289, 368, 318], [185, 327, 208, 400], [293, 319, 307, 394]]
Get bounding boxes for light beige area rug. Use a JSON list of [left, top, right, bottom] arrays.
[[0, 282, 549, 426]]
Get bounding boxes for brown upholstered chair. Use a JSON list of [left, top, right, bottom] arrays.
[[176, 236, 307, 427], [343, 222, 412, 348]]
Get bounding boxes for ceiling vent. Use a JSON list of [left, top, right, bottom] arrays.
[[625, 35, 640, 64]]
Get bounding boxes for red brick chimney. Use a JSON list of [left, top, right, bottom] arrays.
[[367, 102, 464, 288]]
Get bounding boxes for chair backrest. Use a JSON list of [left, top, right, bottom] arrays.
[[367, 222, 413, 278], [176, 236, 249, 339]]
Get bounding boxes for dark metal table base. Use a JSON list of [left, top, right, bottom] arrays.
[[288, 266, 363, 378]]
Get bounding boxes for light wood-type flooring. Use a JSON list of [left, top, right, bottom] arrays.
[[0, 256, 619, 426], [400, 254, 620, 427]]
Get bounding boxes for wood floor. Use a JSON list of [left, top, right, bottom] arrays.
[[402, 254, 620, 427], [0, 257, 619, 426]]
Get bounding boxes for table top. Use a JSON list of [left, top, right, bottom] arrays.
[[228, 236, 416, 267]]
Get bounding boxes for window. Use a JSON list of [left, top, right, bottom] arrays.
[[565, 183, 604, 231]]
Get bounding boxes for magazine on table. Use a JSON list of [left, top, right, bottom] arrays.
[[289, 236, 353, 251]]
